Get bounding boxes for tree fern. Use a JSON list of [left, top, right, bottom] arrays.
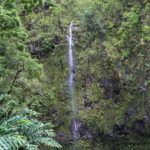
[[0, 95, 62, 150]]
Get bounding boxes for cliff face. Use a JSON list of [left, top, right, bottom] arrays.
[[5, 0, 150, 149]]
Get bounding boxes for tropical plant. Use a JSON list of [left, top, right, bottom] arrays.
[[0, 95, 62, 150]]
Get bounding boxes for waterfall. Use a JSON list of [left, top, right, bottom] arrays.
[[67, 21, 78, 149], [68, 21, 74, 89]]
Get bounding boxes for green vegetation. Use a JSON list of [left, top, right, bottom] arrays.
[[1, 0, 150, 149], [0, 0, 61, 149], [0, 95, 61, 150]]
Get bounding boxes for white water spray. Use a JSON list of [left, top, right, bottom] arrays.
[[68, 21, 74, 89], [67, 21, 78, 148]]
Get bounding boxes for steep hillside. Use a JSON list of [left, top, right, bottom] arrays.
[[1, 0, 150, 150]]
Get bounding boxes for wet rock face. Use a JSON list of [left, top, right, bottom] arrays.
[[82, 93, 87, 99], [69, 118, 92, 140], [70, 118, 82, 140], [89, 74, 94, 82], [132, 120, 146, 135], [99, 76, 120, 99], [124, 108, 135, 121], [56, 132, 72, 144], [99, 79, 108, 88], [113, 117, 148, 136]]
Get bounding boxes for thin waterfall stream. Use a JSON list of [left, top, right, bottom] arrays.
[[67, 21, 78, 149]]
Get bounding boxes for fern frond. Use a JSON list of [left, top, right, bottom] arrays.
[[38, 137, 62, 148], [20, 108, 39, 116], [0, 103, 62, 150], [43, 122, 54, 128], [4, 100, 17, 111], [26, 143, 38, 150], [0, 126, 17, 135], [0, 135, 26, 150], [2, 114, 27, 126]]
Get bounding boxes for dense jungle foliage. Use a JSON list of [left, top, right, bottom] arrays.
[[1, 0, 150, 150]]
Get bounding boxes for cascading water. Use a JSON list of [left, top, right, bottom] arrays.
[[67, 21, 78, 149]]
